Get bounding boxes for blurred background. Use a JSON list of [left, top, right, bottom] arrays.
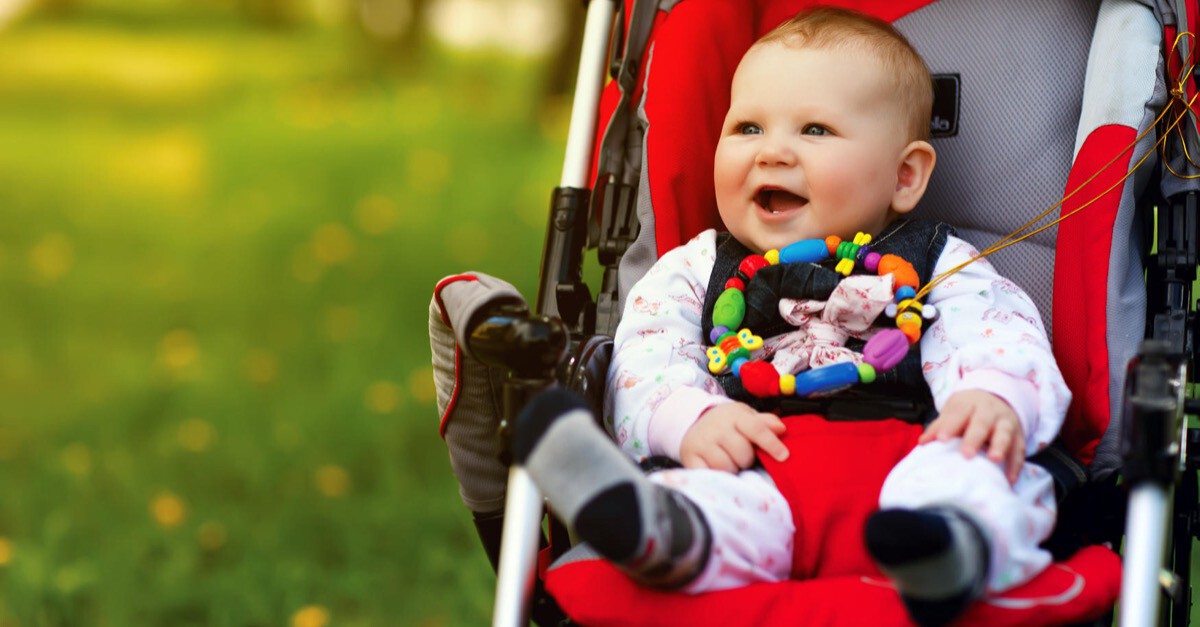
[[0, 0, 579, 624]]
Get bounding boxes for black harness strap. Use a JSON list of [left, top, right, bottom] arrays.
[[700, 219, 953, 423]]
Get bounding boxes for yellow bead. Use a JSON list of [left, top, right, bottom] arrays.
[[897, 311, 922, 328], [707, 347, 726, 373], [853, 232, 872, 245], [764, 249, 780, 265], [737, 328, 764, 350], [780, 374, 796, 395]]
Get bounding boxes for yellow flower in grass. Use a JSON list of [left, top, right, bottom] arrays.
[[292, 246, 323, 284], [312, 223, 355, 265], [365, 380, 402, 414], [406, 148, 450, 193], [29, 233, 74, 282], [313, 464, 350, 498], [244, 349, 279, 385], [0, 537, 12, 566], [355, 194, 399, 235], [446, 223, 490, 265], [178, 418, 216, 453], [61, 443, 92, 477], [291, 605, 330, 627], [197, 521, 227, 552], [151, 492, 186, 528], [408, 367, 436, 405], [158, 329, 199, 372], [323, 306, 359, 342]]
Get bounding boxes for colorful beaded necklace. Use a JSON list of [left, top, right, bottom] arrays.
[[706, 232, 939, 398]]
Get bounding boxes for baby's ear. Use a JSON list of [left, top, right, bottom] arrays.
[[891, 141, 936, 215]]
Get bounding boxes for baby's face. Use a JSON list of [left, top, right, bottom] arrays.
[[714, 43, 915, 254]]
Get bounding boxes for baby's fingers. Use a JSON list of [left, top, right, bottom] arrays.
[[1006, 437, 1025, 484], [719, 432, 757, 470], [679, 450, 708, 470], [960, 413, 992, 458], [699, 448, 739, 474], [739, 415, 789, 462], [986, 419, 1013, 463], [920, 409, 968, 444]]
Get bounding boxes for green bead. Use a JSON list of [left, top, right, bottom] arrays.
[[857, 363, 876, 384], [713, 288, 746, 329], [728, 347, 750, 362]]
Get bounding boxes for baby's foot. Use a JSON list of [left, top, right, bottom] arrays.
[[515, 388, 710, 588], [864, 506, 988, 627]]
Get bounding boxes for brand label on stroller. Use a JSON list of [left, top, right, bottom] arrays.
[[930, 74, 960, 138]]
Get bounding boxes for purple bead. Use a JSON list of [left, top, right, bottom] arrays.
[[710, 326, 729, 344], [862, 329, 910, 370], [855, 244, 872, 261], [864, 252, 882, 273]]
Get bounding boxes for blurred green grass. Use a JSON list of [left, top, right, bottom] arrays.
[[0, 5, 559, 625], [4, 4, 1200, 627]]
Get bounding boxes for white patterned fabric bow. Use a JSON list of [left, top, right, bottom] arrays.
[[769, 273, 896, 375]]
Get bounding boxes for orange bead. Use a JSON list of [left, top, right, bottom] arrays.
[[876, 254, 903, 276], [898, 320, 922, 344], [892, 264, 920, 291], [825, 235, 841, 255]]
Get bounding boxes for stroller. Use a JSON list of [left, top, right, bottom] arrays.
[[430, 0, 1200, 625]]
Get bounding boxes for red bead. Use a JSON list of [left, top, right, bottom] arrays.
[[739, 361, 781, 397], [738, 255, 770, 280], [724, 277, 745, 291]]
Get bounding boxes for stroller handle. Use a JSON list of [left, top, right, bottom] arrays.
[[561, 0, 617, 189]]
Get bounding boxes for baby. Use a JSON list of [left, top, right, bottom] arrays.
[[515, 7, 1069, 626]]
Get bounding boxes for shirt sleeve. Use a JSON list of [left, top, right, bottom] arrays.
[[919, 235, 1072, 456], [604, 230, 734, 462]]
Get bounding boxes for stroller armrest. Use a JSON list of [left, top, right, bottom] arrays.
[[557, 334, 614, 420], [468, 307, 570, 381]]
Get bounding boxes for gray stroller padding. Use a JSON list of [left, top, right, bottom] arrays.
[[430, 273, 526, 513]]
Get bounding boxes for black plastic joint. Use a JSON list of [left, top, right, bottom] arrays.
[[1120, 341, 1187, 486], [551, 187, 589, 232]]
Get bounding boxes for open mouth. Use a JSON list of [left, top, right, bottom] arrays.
[[755, 187, 808, 214]]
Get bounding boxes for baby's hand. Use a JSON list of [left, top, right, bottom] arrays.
[[919, 390, 1025, 484], [679, 403, 788, 473]]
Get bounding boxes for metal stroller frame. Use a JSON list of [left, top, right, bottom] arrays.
[[452, 1, 1200, 625]]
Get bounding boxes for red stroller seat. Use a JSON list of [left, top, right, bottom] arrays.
[[430, 0, 1199, 624], [536, 0, 1165, 624]]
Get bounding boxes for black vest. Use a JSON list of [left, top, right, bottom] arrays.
[[701, 219, 953, 423]]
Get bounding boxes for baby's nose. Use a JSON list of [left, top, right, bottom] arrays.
[[756, 140, 797, 166]]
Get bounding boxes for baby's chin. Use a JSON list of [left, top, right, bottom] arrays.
[[750, 233, 824, 254]]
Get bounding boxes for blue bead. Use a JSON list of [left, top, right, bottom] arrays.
[[710, 326, 729, 344], [779, 239, 830, 264], [731, 357, 748, 376], [793, 362, 860, 397], [895, 286, 917, 301]]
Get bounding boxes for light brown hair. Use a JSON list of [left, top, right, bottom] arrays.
[[755, 6, 933, 142]]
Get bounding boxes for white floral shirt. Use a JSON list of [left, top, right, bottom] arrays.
[[604, 228, 1071, 462]]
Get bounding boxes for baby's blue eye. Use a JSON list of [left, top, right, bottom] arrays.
[[802, 124, 829, 136], [737, 123, 763, 135]]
